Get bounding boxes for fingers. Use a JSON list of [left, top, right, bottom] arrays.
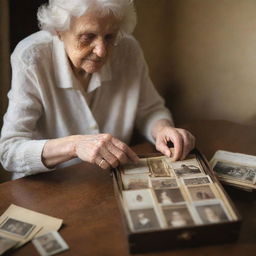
[[178, 130, 195, 160], [93, 134, 139, 170], [155, 128, 195, 161], [111, 137, 139, 163], [169, 131, 184, 161], [95, 156, 110, 170]]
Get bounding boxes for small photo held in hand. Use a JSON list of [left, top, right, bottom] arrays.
[[121, 173, 149, 190], [150, 178, 178, 189], [0, 235, 17, 254], [194, 201, 230, 224], [154, 188, 185, 205], [213, 161, 256, 184], [0, 217, 35, 239], [148, 157, 171, 177], [162, 205, 195, 228], [182, 175, 212, 186], [187, 185, 216, 201], [122, 189, 155, 210], [129, 208, 161, 232], [121, 158, 149, 175], [171, 158, 203, 177], [32, 231, 69, 256]]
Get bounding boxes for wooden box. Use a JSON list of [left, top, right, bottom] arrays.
[[112, 150, 241, 254]]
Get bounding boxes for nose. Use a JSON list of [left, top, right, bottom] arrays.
[[92, 38, 107, 58]]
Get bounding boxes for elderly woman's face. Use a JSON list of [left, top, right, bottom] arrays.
[[59, 12, 120, 74]]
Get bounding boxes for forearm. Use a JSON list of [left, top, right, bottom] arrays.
[[42, 135, 80, 168]]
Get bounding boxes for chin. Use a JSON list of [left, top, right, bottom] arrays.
[[84, 66, 102, 74]]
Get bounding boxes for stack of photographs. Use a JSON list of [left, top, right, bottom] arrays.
[[117, 155, 237, 233], [210, 150, 256, 192]]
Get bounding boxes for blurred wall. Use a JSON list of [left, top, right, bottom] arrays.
[[0, 0, 11, 182], [134, 0, 256, 125]]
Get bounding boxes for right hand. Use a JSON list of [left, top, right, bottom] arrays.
[[74, 133, 139, 170]]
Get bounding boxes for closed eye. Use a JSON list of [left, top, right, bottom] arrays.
[[79, 33, 96, 44], [104, 33, 115, 42]]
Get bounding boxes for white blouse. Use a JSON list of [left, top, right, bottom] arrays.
[[0, 31, 173, 179]]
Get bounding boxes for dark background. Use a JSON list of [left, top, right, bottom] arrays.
[[9, 0, 47, 52]]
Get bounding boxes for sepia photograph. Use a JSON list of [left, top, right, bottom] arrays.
[[148, 157, 171, 177], [0, 235, 17, 254], [122, 189, 155, 209], [187, 185, 216, 201], [121, 173, 149, 190], [194, 201, 230, 224], [171, 159, 203, 177], [162, 205, 195, 228], [129, 208, 161, 232], [213, 161, 256, 184], [150, 178, 178, 189], [182, 176, 212, 186], [154, 188, 185, 205], [0, 217, 35, 238], [121, 158, 149, 175], [32, 231, 69, 256]]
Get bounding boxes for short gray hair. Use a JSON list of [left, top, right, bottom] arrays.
[[37, 0, 137, 37]]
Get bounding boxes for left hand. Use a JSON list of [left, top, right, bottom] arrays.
[[153, 122, 195, 161]]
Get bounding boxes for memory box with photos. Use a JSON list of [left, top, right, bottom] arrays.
[[112, 150, 241, 254]]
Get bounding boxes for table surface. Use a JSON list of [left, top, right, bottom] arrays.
[[0, 120, 255, 256]]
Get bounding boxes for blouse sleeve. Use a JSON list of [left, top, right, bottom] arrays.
[[0, 58, 52, 178], [135, 43, 174, 143]]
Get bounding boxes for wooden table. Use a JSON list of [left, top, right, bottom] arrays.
[[0, 120, 255, 256]]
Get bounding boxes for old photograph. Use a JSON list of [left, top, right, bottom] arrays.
[[187, 185, 216, 201], [121, 158, 149, 175], [129, 208, 161, 232], [32, 231, 69, 256], [162, 205, 195, 228], [0, 236, 17, 254], [121, 173, 149, 190], [194, 201, 230, 224], [150, 178, 178, 189], [148, 158, 171, 177], [154, 188, 185, 205], [182, 176, 212, 186], [0, 217, 35, 238], [213, 161, 256, 184], [171, 158, 203, 177], [122, 189, 155, 209]]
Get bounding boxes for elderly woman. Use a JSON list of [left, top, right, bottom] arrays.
[[0, 0, 195, 179]]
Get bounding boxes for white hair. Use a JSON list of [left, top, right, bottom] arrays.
[[37, 0, 137, 37]]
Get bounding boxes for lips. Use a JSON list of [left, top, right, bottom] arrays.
[[85, 58, 102, 63]]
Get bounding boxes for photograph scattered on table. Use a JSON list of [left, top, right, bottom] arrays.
[[32, 231, 69, 256], [0, 217, 35, 239], [119, 155, 235, 232], [212, 161, 256, 185], [210, 150, 256, 191], [0, 235, 17, 254]]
